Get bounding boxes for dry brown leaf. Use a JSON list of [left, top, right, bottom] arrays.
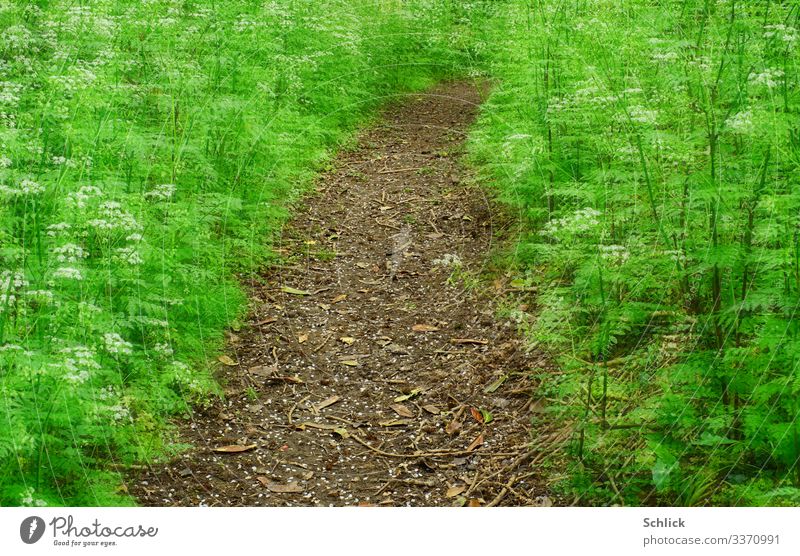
[[450, 338, 489, 345], [313, 396, 341, 412], [256, 476, 270, 487], [470, 407, 484, 423], [412, 324, 440, 332], [378, 419, 410, 427], [390, 403, 414, 418], [467, 499, 481, 507], [298, 333, 308, 344], [318, 303, 331, 310], [445, 418, 462, 435], [445, 485, 467, 498], [267, 482, 304, 494], [340, 359, 359, 367], [422, 404, 441, 415], [213, 444, 256, 454], [466, 434, 484, 452], [248, 364, 278, 377], [281, 286, 312, 296], [331, 294, 348, 304], [217, 355, 238, 366], [339, 336, 356, 345]]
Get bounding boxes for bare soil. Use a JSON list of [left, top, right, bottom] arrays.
[[131, 81, 559, 507]]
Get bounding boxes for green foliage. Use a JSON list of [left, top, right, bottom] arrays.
[[469, 0, 800, 505], [0, 0, 485, 506]]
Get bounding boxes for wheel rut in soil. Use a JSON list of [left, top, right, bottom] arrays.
[[132, 81, 558, 507]]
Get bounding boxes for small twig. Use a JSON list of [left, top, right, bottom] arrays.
[[313, 333, 333, 353], [350, 434, 486, 459], [378, 166, 423, 174], [487, 474, 517, 507]]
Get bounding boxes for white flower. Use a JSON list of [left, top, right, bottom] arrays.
[[726, 111, 754, 135], [18, 179, 43, 195], [103, 332, 132, 355], [66, 185, 103, 209], [541, 208, 602, 240], [20, 487, 47, 507], [53, 267, 83, 280], [599, 244, 630, 264], [46, 222, 71, 237], [750, 68, 784, 89], [627, 105, 657, 125], [114, 246, 143, 265], [52, 243, 86, 263], [432, 253, 463, 267], [764, 24, 797, 45], [144, 183, 176, 201], [153, 342, 174, 357]]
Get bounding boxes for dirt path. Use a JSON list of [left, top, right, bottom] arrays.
[[132, 81, 556, 507]]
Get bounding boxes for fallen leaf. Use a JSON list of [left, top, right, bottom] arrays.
[[298, 333, 308, 344], [450, 338, 489, 345], [446, 485, 467, 498], [470, 407, 484, 423], [445, 418, 462, 435], [331, 294, 348, 304], [422, 404, 441, 415], [452, 496, 467, 507], [393, 388, 421, 402], [385, 343, 410, 355], [339, 336, 356, 345], [267, 375, 304, 384], [248, 364, 278, 377], [313, 396, 341, 412], [390, 403, 414, 418], [267, 482, 303, 494], [281, 286, 311, 296], [340, 359, 360, 367], [256, 476, 270, 487], [484, 375, 508, 393], [217, 355, 238, 366], [213, 444, 256, 454], [318, 303, 331, 310], [356, 262, 369, 269], [412, 324, 440, 332], [466, 434, 484, 452], [467, 499, 481, 507], [379, 419, 410, 427], [480, 409, 494, 424]]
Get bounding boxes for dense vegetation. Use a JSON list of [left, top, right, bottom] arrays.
[[470, 0, 800, 505], [4, 0, 799, 507], [0, 0, 477, 506]]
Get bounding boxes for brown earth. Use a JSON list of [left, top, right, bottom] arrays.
[[131, 80, 562, 507]]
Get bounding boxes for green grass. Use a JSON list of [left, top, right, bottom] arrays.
[[468, 0, 800, 506], [0, 0, 487, 506]]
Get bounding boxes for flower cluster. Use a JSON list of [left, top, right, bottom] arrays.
[[541, 208, 602, 240], [103, 333, 133, 356]]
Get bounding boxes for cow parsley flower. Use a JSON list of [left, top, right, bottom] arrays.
[[750, 68, 784, 89], [144, 183, 176, 201], [52, 243, 86, 263], [103, 332, 132, 355], [726, 111, 754, 135], [53, 267, 83, 280]]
